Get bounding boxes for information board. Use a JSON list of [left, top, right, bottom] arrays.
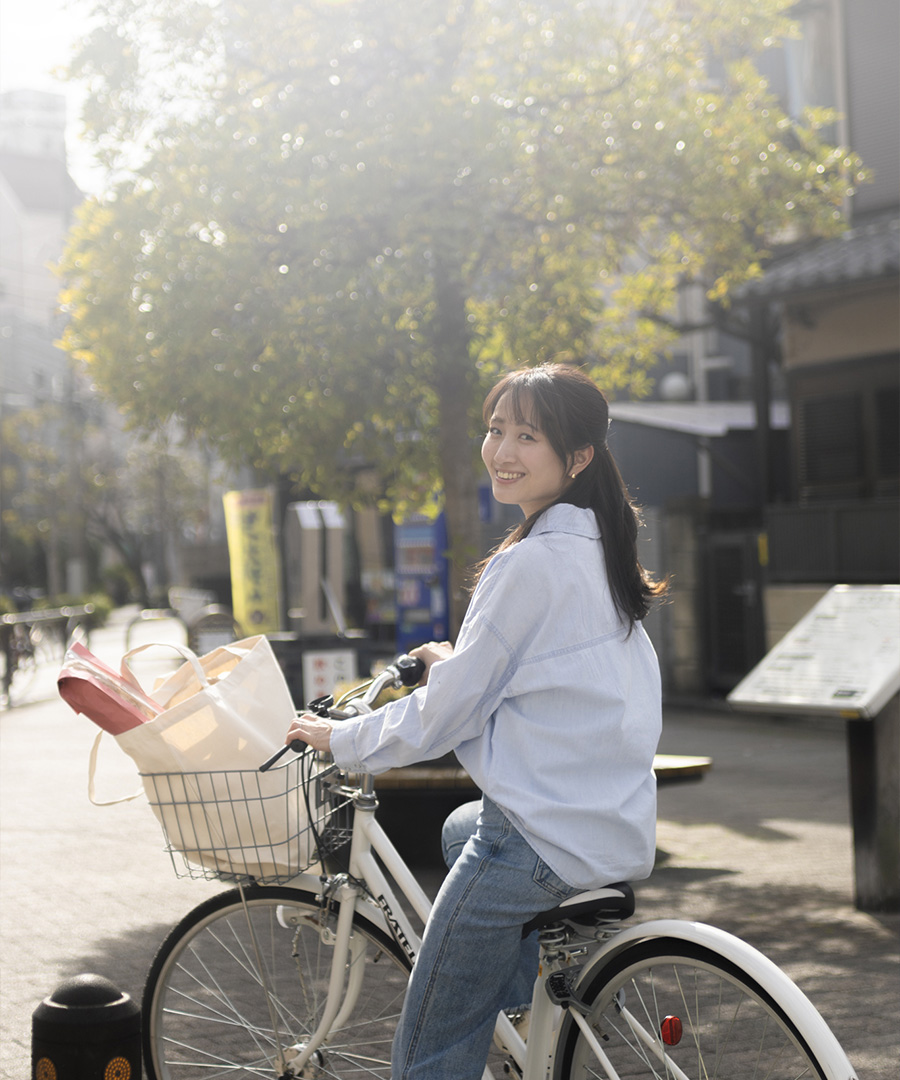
[[302, 649, 358, 704], [727, 585, 900, 719]]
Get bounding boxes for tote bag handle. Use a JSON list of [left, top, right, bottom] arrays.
[[87, 730, 144, 806], [120, 641, 209, 693], [89, 644, 206, 806]]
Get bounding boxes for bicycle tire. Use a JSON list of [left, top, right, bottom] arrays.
[[143, 885, 411, 1080], [552, 937, 840, 1079]]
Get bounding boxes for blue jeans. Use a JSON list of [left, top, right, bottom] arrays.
[[391, 796, 579, 1080]]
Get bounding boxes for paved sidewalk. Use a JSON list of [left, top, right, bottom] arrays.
[[1, 612, 897, 1077], [638, 704, 899, 1078], [1, 609, 221, 1079]]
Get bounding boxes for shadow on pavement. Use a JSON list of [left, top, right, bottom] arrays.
[[52, 922, 175, 1004]]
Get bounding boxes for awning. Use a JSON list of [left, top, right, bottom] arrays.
[[608, 400, 790, 437]]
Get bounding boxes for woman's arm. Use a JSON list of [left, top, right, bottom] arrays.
[[283, 639, 454, 752], [287, 545, 537, 770]]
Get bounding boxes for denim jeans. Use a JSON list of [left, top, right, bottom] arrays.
[[391, 796, 580, 1080]]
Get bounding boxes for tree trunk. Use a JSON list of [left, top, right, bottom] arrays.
[[432, 257, 480, 637]]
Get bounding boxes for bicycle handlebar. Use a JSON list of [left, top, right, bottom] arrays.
[[258, 654, 425, 772], [392, 653, 427, 687], [258, 739, 307, 773]]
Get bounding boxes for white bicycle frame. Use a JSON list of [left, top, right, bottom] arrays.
[[274, 778, 514, 1079], [265, 674, 857, 1080], [266, 780, 858, 1080]]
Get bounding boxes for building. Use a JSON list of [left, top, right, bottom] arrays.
[[0, 90, 88, 596], [609, 0, 899, 697], [0, 89, 82, 412], [738, 0, 899, 653]]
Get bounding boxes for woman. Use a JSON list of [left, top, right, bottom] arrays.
[[285, 362, 667, 1079]]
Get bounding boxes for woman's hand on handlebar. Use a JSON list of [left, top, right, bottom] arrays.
[[285, 713, 334, 753], [408, 640, 454, 685]]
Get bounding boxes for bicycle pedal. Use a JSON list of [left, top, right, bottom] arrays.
[[544, 967, 589, 1014]]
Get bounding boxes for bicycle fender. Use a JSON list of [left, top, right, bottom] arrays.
[[573, 919, 858, 1080]]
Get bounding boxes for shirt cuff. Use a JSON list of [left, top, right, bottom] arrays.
[[329, 719, 368, 774]]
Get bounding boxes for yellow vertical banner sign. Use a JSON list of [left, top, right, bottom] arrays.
[[223, 488, 282, 634]]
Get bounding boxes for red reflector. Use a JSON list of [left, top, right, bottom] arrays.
[[661, 1015, 683, 1046]]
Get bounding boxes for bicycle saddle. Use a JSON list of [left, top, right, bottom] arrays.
[[521, 882, 634, 938]]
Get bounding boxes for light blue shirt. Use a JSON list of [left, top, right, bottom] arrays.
[[330, 503, 662, 889]]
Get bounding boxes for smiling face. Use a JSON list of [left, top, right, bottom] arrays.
[[481, 391, 573, 518]]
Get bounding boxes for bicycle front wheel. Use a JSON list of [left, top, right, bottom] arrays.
[[143, 885, 411, 1080], [553, 938, 841, 1079]]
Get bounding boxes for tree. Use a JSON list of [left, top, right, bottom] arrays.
[[1, 397, 213, 605], [59, 0, 862, 629]]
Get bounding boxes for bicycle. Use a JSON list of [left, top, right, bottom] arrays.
[[1, 621, 42, 704], [140, 655, 858, 1080]]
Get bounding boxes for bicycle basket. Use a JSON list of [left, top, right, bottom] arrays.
[[141, 754, 352, 884]]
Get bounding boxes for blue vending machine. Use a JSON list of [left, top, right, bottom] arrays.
[[394, 513, 450, 654]]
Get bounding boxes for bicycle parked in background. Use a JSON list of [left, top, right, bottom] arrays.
[[140, 656, 858, 1080]]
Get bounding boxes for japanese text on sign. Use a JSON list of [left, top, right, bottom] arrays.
[[223, 488, 282, 635]]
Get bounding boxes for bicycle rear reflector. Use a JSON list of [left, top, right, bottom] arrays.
[[660, 1015, 683, 1045]]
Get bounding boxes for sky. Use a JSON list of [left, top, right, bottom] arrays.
[[0, 0, 86, 95], [0, 0, 97, 189]]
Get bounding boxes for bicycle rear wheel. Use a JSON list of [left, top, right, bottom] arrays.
[[143, 885, 411, 1080], [553, 938, 843, 1079]]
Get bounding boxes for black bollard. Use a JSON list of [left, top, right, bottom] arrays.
[[32, 974, 141, 1080]]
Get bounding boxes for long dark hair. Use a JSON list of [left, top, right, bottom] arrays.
[[481, 363, 667, 626]]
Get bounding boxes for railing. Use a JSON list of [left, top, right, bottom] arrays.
[[1, 599, 242, 708], [0, 605, 95, 705]]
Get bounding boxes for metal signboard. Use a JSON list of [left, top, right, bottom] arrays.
[[727, 585, 900, 719]]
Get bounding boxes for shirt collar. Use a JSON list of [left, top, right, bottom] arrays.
[[531, 502, 601, 540]]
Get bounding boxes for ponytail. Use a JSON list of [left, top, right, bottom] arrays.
[[573, 444, 665, 625]]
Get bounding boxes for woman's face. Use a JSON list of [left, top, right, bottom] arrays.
[[481, 392, 570, 518]]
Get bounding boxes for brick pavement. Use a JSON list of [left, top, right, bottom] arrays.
[[1, 611, 897, 1077]]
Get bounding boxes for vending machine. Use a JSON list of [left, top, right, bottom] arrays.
[[394, 513, 450, 654]]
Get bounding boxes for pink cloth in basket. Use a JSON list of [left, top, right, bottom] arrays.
[[58, 641, 161, 735]]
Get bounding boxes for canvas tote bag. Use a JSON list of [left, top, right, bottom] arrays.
[[70, 636, 316, 881]]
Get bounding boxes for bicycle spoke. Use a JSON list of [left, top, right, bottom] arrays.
[[145, 889, 410, 1080], [170, 946, 280, 1053], [158, 1029, 274, 1074]]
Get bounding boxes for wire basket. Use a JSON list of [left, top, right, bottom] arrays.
[[141, 754, 353, 885]]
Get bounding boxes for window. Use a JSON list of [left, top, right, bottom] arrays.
[[783, 1, 839, 120], [794, 356, 900, 501], [797, 393, 864, 498], [875, 386, 900, 495]]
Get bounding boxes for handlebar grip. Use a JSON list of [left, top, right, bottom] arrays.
[[395, 654, 426, 687], [258, 739, 306, 772]]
